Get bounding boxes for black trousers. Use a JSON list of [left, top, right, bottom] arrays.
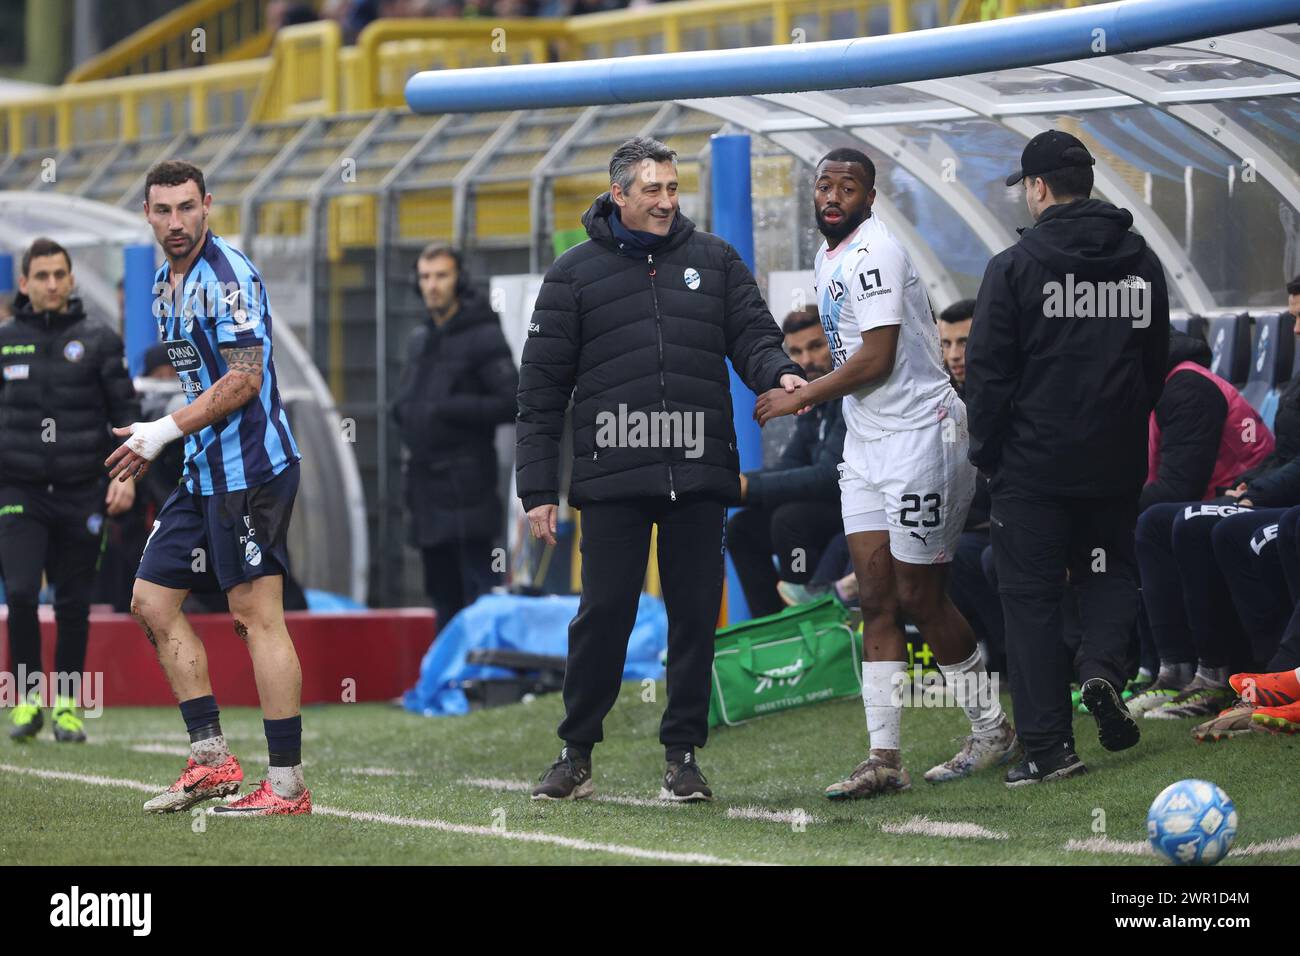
[[559, 496, 725, 756], [1136, 503, 1261, 671], [991, 486, 1139, 759], [727, 500, 842, 618], [949, 529, 1006, 673], [1214, 506, 1294, 670], [421, 537, 497, 630], [0, 480, 105, 690]]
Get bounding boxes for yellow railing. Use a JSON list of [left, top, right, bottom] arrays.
[[5, 59, 267, 157], [7, 0, 1101, 156], [68, 0, 267, 82]]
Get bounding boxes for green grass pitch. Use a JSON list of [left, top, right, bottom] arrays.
[[2, 685, 1297, 865]]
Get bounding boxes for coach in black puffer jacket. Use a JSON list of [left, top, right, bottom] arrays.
[[0, 293, 139, 484], [516, 193, 801, 510]]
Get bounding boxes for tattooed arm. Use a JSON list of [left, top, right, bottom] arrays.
[[171, 343, 264, 435], [106, 343, 263, 481]]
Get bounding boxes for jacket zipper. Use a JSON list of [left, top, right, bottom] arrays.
[[647, 253, 676, 502]]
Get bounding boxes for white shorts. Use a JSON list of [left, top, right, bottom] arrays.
[[838, 398, 977, 565]]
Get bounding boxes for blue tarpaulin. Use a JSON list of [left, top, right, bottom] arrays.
[[402, 592, 668, 716]]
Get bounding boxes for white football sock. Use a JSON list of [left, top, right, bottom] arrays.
[[938, 647, 1003, 735], [267, 764, 306, 799], [191, 733, 230, 768], [862, 661, 907, 752]]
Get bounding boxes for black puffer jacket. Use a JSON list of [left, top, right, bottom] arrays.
[[516, 194, 801, 510], [966, 198, 1170, 497], [393, 289, 518, 547], [0, 294, 139, 486]]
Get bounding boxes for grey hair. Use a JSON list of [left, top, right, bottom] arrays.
[[609, 137, 678, 195]]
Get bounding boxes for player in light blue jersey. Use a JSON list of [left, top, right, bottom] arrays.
[[105, 160, 311, 816], [756, 148, 1018, 799]]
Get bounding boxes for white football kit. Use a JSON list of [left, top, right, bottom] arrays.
[[814, 213, 976, 564]]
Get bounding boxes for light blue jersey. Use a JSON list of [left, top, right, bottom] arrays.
[[153, 232, 300, 494]]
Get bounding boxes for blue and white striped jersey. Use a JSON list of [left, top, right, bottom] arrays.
[[153, 232, 300, 494]]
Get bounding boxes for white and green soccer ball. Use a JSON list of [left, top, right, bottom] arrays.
[[1147, 779, 1238, 865]]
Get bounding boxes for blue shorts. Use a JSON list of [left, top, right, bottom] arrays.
[[136, 463, 299, 593]]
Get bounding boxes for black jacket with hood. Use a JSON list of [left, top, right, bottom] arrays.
[[516, 193, 801, 510], [1138, 330, 1239, 511], [0, 293, 139, 486], [393, 288, 519, 548], [965, 198, 1170, 497]]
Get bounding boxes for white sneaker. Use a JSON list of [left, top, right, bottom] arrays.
[[923, 715, 1022, 783]]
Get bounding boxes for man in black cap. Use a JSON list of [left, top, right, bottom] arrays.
[[964, 130, 1170, 784]]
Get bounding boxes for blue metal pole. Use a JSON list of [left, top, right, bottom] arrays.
[[711, 134, 758, 624], [407, 0, 1300, 113], [0, 253, 13, 299], [123, 244, 156, 377]]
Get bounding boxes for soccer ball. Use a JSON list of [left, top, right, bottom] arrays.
[[1147, 779, 1238, 865]]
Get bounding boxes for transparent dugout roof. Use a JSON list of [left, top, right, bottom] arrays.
[[672, 24, 1300, 312]]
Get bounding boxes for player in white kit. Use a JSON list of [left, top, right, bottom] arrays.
[[755, 149, 1019, 798]]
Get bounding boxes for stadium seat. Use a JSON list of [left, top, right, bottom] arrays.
[[1206, 313, 1253, 385], [1170, 315, 1208, 341], [1242, 312, 1297, 430]]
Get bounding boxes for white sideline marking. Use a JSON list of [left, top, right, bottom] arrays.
[[464, 776, 672, 808], [128, 744, 191, 757], [880, 815, 1009, 841], [0, 764, 768, 866], [1230, 834, 1300, 856], [1064, 836, 1151, 856], [1065, 834, 1300, 858], [0, 763, 156, 794], [727, 806, 822, 825], [343, 767, 416, 777]]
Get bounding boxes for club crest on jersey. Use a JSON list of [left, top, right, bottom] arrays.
[[827, 278, 847, 302], [87, 513, 103, 535], [244, 540, 262, 567], [63, 340, 85, 362], [683, 267, 701, 291]]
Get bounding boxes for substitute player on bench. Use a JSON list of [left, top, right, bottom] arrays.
[[106, 160, 309, 816], [755, 148, 1018, 797]]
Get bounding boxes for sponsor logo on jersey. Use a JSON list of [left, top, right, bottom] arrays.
[[63, 340, 85, 362], [3, 364, 30, 381], [1, 344, 35, 355], [683, 267, 701, 290], [163, 339, 202, 373]]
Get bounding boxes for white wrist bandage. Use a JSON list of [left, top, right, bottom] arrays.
[[124, 415, 183, 461]]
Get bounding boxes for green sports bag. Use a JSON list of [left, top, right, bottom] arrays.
[[708, 594, 862, 727]]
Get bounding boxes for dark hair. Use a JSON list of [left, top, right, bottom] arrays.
[[939, 299, 977, 325], [1033, 165, 1093, 201], [782, 306, 821, 336], [609, 137, 678, 194], [21, 237, 71, 277], [144, 159, 206, 204], [1286, 275, 1300, 297], [817, 147, 876, 190], [417, 242, 462, 271]]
